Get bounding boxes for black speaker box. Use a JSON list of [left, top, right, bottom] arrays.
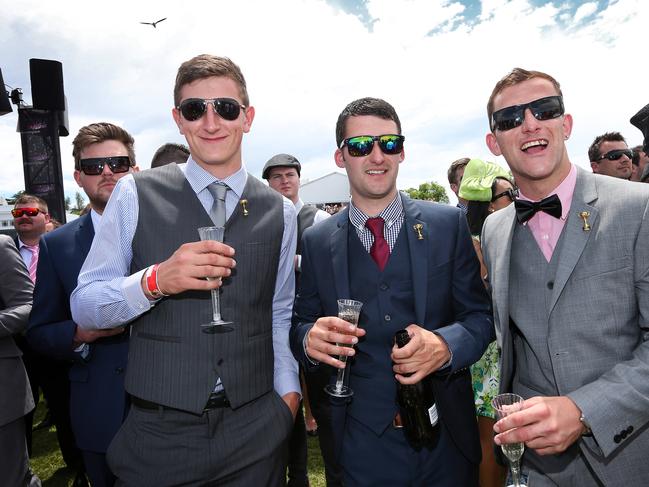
[[30, 58, 65, 111], [0, 68, 12, 115]]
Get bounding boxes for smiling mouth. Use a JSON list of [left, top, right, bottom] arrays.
[[521, 139, 548, 153], [366, 169, 387, 175]]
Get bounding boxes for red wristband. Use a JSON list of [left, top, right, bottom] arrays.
[[145, 264, 167, 299]]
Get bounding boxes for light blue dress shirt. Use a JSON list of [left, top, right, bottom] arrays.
[[70, 158, 300, 397]]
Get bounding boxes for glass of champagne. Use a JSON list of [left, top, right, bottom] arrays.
[[197, 226, 232, 333], [324, 299, 363, 398], [492, 393, 527, 487]]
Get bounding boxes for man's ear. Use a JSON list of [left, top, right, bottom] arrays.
[[486, 132, 502, 156]]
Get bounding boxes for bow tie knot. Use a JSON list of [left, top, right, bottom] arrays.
[[514, 194, 562, 223]]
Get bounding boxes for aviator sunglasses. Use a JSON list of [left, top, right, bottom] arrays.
[[339, 134, 405, 157], [12, 207, 44, 218], [491, 95, 565, 132], [597, 149, 633, 161], [177, 98, 245, 122], [79, 156, 133, 176]]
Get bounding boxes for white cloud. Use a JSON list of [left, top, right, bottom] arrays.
[[1, 0, 647, 207]]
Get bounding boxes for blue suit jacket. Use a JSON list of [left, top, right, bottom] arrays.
[[27, 213, 129, 453], [290, 193, 494, 463]]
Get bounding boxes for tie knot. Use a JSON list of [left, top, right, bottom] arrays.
[[208, 182, 228, 202], [365, 217, 385, 238]]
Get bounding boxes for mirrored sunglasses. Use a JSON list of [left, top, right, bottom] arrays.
[[12, 207, 43, 218], [597, 149, 633, 161], [177, 97, 245, 122], [79, 156, 132, 176], [340, 134, 405, 157], [491, 95, 564, 132]]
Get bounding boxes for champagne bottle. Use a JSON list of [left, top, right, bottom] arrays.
[[394, 329, 439, 450]]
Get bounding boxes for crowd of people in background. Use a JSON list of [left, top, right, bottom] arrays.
[[2, 54, 649, 487]]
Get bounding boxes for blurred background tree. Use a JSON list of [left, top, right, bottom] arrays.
[[403, 181, 449, 203]]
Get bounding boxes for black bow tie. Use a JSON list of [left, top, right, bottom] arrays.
[[514, 194, 562, 223]]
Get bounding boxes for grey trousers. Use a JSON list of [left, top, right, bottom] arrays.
[[107, 390, 293, 486], [0, 417, 40, 487]]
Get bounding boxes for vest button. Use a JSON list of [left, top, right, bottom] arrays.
[[626, 426, 634, 435], [614, 434, 621, 443], [547, 281, 554, 289], [384, 314, 391, 322], [379, 283, 388, 291], [115, 367, 124, 374]]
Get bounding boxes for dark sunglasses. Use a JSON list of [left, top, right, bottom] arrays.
[[79, 156, 133, 176], [12, 207, 44, 218], [339, 134, 405, 157], [177, 97, 245, 122], [491, 95, 564, 132], [491, 188, 518, 203], [597, 149, 633, 161]]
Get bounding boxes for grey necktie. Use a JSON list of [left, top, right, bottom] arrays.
[[207, 182, 228, 226]]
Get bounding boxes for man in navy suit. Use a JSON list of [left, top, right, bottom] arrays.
[[27, 122, 139, 486], [290, 97, 493, 486]]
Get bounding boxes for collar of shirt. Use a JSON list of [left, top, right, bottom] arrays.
[[295, 198, 304, 213], [348, 192, 404, 252], [518, 163, 577, 261], [90, 208, 102, 230], [182, 157, 249, 220]]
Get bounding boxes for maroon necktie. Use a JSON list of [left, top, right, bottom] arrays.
[[365, 217, 389, 271]]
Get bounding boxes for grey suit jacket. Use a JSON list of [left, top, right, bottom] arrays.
[[482, 168, 649, 484], [0, 234, 35, 426]]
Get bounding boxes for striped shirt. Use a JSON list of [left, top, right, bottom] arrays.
[[348, 192, 405, 253]]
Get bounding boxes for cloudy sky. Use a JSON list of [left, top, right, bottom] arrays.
[[1, 0, 646, 204]]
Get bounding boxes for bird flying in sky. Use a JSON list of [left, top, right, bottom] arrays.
[[140, 17, 167, 28]]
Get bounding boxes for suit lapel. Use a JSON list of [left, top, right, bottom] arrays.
[[490, 206, 516, 348], [75, 213, 95, 255], [330, 209, 351, 300], [401, 195, 427, 325], [549, 170, 598, 313]]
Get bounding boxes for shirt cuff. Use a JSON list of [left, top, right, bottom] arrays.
[[434, 331, 453, 371], [123, 269, 156, 315], [303, 331, 319, 366]]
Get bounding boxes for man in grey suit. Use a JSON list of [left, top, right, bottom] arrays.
[[0, 235, 40, 486], [481, 67, 649, 485], [71, 54, 299, 486]]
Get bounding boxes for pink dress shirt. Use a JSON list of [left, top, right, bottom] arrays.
[[518, 164, 577, 262]]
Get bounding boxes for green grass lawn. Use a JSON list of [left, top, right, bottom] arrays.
[[31, 401, 327, 486]]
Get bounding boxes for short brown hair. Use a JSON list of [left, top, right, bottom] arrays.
[[487, 68, 563, 132], [335, 97, 401, 149], [72, 122, 136, 170], [174, 55, 249, 108], [15, 193, 48, 212], [447, 158, 470, 186]]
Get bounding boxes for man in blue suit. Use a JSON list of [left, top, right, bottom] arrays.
[[290, 97, 493, 486], [27, 122, 139, 486]]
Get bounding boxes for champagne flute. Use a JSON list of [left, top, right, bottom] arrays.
[[197, 226, 232, 333], [492, 393, 526, 487], [324, 299, 363, 398]]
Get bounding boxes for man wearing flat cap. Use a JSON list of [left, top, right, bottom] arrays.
[[263, 153, 339, 486]]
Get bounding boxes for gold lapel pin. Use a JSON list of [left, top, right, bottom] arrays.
[[413, 223, 424, 240], [240, 199, 249, 216], [578, 211, 590, 231]]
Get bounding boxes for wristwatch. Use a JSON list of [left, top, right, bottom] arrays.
[[579, 413, 592, 437]]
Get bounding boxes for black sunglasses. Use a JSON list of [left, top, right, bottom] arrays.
[[177, 97, 245, 122], [491, 96, 564, 132], [339, 134, 405, 157], [597, 149, 633, 161], [491, 188, 518, 203], [79, 156, 133, 176]]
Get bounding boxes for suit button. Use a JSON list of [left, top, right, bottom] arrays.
[[379, 283, 389, 291], [115, 367, 124, 374], [626, 426, 634, 435], [547, 281, 554, 289], [614, 434, 621, 444], [384, 315, 391, 322], [621, 430, 628, 439], [217, 359, 224, 365]]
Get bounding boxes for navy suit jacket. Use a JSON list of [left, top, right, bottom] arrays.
[[290, 193, 494, 463], [27, 213, 129, 453]]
